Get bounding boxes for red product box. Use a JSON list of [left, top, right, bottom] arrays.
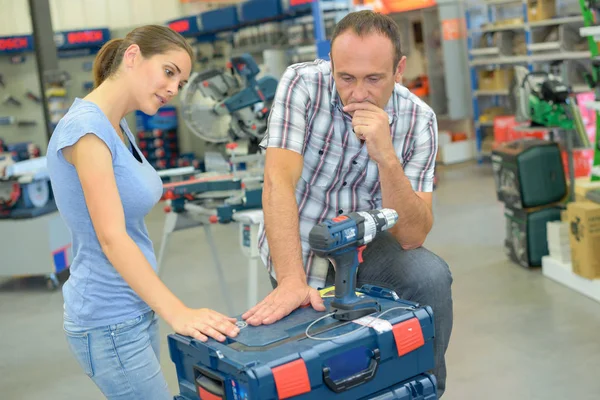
[[562, 148, 595, 178]]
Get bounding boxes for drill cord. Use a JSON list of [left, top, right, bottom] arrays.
[[305, 306, 416, 341]]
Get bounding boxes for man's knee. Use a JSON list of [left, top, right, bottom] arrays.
[[404, 248, 453, 294], [359, 242, 452, 301]]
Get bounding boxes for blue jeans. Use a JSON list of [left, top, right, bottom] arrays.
[[63, 310, 171, 400]]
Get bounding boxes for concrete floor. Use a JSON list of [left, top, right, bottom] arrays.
[[1, 162, 600, 400]]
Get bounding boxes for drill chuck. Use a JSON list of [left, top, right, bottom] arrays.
[[355, 209, 398, 244]]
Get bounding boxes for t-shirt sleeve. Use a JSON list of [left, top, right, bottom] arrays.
[[259, 66, 310, 155], [55, 110, 118, 159], [402, 112, 438, 193]]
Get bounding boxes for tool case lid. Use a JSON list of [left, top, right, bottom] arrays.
[[173, 297, 434, 371]]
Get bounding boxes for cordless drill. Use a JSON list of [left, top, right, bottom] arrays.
[[309, 209, 399, 321]]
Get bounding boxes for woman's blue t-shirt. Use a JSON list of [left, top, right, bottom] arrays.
[[47, 98, 163, 327]]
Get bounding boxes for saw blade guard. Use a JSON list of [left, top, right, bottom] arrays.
[[179, 54, 278, 146], [180, 70, 239, 143]]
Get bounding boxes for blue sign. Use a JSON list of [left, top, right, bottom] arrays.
[[54, 28, 110, 50], [167, 16, 203, 37], [0, 35, 34, 54]]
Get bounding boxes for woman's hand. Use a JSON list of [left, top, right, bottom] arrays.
[[168, 306, 240, 342]]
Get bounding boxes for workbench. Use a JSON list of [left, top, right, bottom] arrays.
[[0, 204, 71, 289]]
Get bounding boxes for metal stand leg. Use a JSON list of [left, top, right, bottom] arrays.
[[156, 211, 178, 277], [248, 257, 258, 308], [232, 210, 264, 310], [203, 224, 235, 316], [564, 129, 576, 203], [46, 273, 59, 290]]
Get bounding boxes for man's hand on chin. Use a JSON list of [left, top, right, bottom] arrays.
[[344, 102, 397, 167]]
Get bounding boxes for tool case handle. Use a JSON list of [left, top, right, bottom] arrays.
[[322, 348, 380, 393], [194, 365, 225, 399]]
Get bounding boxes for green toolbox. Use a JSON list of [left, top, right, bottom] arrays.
[[504, 206, 563, 268], [492, 139, 567, 209]]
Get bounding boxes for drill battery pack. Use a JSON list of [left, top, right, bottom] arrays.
[[168, 285, 435, 400]]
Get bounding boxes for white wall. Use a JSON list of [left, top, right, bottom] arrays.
[[0, 0, 190, 36]]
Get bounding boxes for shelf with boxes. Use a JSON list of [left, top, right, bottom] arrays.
[[135, 106, 200, 171], [466, 0, 593, 163], [167, 0, 348, 63]]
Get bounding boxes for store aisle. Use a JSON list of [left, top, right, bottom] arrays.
[[1, 162, 599, 400]]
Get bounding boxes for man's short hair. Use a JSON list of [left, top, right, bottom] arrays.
[[330, 10, 403, 70]]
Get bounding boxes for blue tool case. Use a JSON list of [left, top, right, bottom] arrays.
[[168, 285, 435, 400]]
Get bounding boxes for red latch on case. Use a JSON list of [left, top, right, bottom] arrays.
[[198, 387, 222, 400], [272, 358, 311, 399], [392, 317, 425, 357]]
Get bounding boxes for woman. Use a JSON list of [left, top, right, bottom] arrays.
[[47, 25, 240, 399]]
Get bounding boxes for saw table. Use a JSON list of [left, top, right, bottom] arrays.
[[156, 155, 265, 315]]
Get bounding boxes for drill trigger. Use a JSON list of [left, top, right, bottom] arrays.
[[358, 245, 367, 263]]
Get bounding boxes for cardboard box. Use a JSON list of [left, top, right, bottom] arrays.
[[478, 68, 514, 91], [479, 106, 510, 123], [492, 115, 549, 145], [527, 0, 556, 22], [567, 201, 600, 279], [439, 140, 475, 165], [547, 220, 569, 246], [574, 177, 600, 203], [562, 149, 594, 180], [547, 220, 571, 263]]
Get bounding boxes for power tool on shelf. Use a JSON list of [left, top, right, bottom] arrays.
[[509, 65, 593, 201], [511, 66, 588, 138], [309, 209, 399, 321], [0, 156, 54, 218], [179, 53, 278, 148]]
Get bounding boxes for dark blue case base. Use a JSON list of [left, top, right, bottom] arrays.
[[365, 373, 437, 400], [169, 285, 436, 400], [174, 373, 437, 400]]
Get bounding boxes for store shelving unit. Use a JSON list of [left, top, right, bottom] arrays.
[[466, 0, 591, 163], [166, 0, 349, 70]]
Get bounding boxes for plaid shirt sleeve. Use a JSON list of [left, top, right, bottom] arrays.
[[403, 112, 438, 193], [259, 67, 310, 155]]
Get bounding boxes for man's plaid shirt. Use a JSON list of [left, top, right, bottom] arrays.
[[258, 59, 438, 288]]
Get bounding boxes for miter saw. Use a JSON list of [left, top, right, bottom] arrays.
[[0, 156, 55, 218], [179, 53, 278, 148]]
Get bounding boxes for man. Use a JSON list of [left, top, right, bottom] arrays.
[[241, 10, 453, 396]]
